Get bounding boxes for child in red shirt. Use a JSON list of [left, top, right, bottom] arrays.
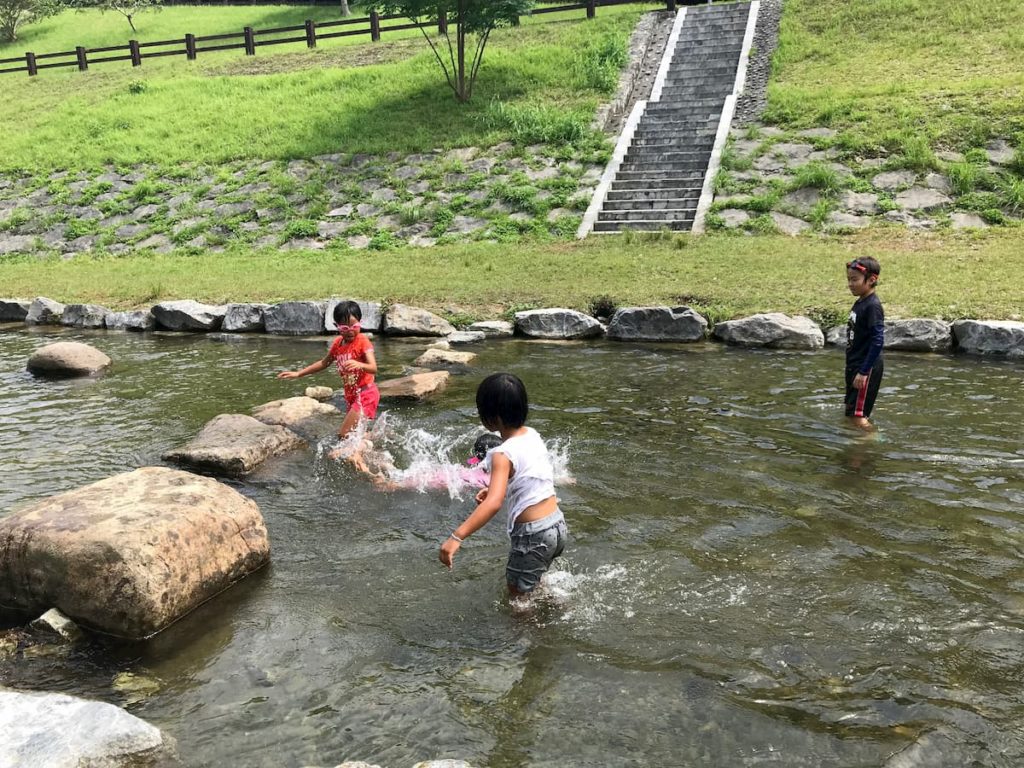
[[277, 300, 379, 440]]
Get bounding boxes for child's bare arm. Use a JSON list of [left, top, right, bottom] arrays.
[[278, 355, 331, 380], [440, 453, 510, 569]]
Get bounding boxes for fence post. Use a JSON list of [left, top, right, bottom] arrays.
[[129, 39, 141, 66], [244, 26, 255, 55], [666, 0, 677, 10], [586, 0, 596, 18], [76, 46, 88, 71], [25, 51, 37, 77], [438, 12, 447, 35], [370, 10, 380, 42], [185, 33, 196, 60], [305, 19, 316, 48]]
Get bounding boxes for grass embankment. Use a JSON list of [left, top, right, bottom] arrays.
[[2, 230, 1020, 323], [765, 0, 1024, 155], [0, 4, 653, 173]]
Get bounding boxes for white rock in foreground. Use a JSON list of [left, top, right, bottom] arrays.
[[0, 689, 174, 768]]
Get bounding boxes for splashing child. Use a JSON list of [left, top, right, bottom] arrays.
[[361, 431, 502, 492], [440, 372, 568, 598], [277, 300, 380, 447]]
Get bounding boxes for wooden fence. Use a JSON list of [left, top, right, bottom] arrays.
[[0, 0, 685, 77]]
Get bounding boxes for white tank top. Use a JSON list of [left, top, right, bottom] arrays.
[[485, 427, 556, 533]]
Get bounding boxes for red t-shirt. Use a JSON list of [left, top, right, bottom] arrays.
[[327, 333, 375, 399]]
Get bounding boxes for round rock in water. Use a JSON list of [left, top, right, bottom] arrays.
[[27, 341, 111, 377], [0, 689, 173, 768]]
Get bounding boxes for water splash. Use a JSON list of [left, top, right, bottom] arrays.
[[324, 414, 575, 499]]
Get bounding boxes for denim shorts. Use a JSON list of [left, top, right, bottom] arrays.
[[506, 511, 568, 594]]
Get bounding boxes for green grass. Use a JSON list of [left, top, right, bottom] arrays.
[[764, 0, 1024, 153], [2, 230, 1021, 321], [0, 5, 651, 173]]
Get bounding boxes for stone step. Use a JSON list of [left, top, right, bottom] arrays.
[[611, 173, 706, 186], [619, 159, 710, 172], [647, 98, 726, 110], [602, 194, 702, 210], [599, 207, 698, 222], [630, 137, 717, 149], [623, 149, 712, 164], [593, 219, 695, 233], [602, 189, 700, 204], [664, 66, 739, 80], [674, 43, 743, 57], [633, 121, 720, 133]]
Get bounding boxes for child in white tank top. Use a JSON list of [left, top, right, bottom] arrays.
[[439, 372, 568, 596]]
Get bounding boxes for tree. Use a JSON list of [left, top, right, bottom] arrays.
[[0, 0, 62, 42], [372, 0, 532, 103], [340, 0, 350, 16], [75, 0, 161, 34]]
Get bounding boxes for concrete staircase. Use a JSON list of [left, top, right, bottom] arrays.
[[591, 2, 754, 233]]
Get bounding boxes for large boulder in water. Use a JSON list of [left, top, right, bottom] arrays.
[[607, 306, 708, 342], [413, 348, 477, 369], [106, 309, 156, 331], [0, 467, 270, 639], [515, 308, 603, 339], [383, 303, 455, 336], [27, 341, 111, 377], [223, 303, 269, 333], [952, 319, 1024, 358], [163, 413, 305, 476], [264, 301, 326, 336], [0, 298, 31, 321], [62, 303, 111, 328], [0, 688, 175, 767], [884, 318, 952, 352], [712, 313, 824, 349], [25, 296, 65, 325], [152, 300, 226, 331]]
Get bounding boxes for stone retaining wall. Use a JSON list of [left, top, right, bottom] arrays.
[[4, 296, 1022, 359], [0, 145, 605, 258]]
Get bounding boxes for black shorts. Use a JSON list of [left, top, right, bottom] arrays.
[[844, 362, 884, 418]]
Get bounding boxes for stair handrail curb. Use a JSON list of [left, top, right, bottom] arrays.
[[694, 0, 760, 234], [692, 93, 736, 234], [577, 99, 648, 239], [649, 7, 687, 103]]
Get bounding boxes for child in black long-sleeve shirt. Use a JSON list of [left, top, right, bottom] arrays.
[[844, 257, 884, 430]]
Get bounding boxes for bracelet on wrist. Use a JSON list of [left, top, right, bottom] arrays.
[[449, 532, 464, 543]]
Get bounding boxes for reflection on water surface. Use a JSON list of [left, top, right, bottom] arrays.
[[1, 328, 1023, 767]]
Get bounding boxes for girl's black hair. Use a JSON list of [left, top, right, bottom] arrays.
[[472, 432, 503, 460], [332, 300, 362, 324], [476, 372, 528, 430]]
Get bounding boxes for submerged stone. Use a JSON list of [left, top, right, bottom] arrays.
[[413, 348, 477, 369], [377, 371, 450, 400], [163, 413, 305, 476]]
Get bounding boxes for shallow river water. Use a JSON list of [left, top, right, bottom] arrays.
[[2, 327, 1024, 767]]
